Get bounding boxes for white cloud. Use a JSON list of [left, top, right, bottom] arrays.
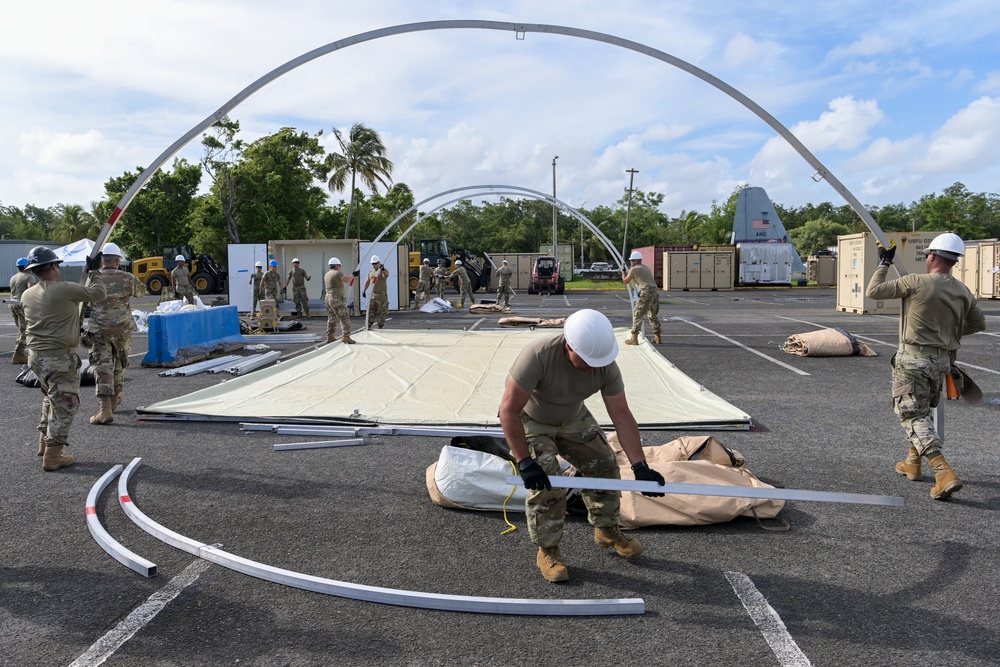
[[723, 33, 786, 69], [914, 96, 1000, 172], [977, 72, 1000, 94], [829, 32, 898, 59]]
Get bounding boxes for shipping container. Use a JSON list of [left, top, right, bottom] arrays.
[[977, 241, 1000, 299], [736, 243, 801, 285], [662, 250, 734, 291], [1, 240, 49, 291], [536, 244, 575, 281], [836, 231, 943, 314], [632, 245, 693, 286], [807, 256, 837, 286]]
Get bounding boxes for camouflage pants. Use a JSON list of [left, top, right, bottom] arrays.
[[9, 302, 27, 350], [90, 333, 131, 397], [892, 350, 952, 457], [175, 285, 195, 305], [631, 287, 661, 336], [497, 283, 511, 308], [325, 295, 351, 339], [369, 293, 388, 328], [518, 409, 621, 548], [458, 279, 474, 307], [251, 289, 260, 315], [290, 286, 308, 314], [264, 287, 279, 302], [28, 351, 82, 447], [416, 280, 430, 305], [434, 278, 446, 299]]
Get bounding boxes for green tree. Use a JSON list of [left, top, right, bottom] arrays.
[[52, 204, 92, 243], [325, 122, 394, 240], [103, 159, 202, 260], [788, 219, 850, 257], [200, 119, 245, 243]]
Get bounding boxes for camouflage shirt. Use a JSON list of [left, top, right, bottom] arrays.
[[91, 268, 147, 332], [9, 270, 37, 300], [287, 267, 309, 288], [171, 265, 191, 287]]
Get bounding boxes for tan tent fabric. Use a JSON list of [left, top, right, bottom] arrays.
[[497, 316, 565, 327], [142, 328, 750, 429], [782, 328, 877, 357], [608, 433, 784, 528], [469, 304, 511, 314]]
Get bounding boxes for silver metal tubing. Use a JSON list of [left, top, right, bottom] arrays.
[[273, 439, 365, 451], [86, 465, 158, 577], [119, 458, 643, 615], [505, 476, 904, 507]]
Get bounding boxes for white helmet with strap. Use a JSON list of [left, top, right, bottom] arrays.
[[563, 309, 619, 368], [926, 233, 965, 261]]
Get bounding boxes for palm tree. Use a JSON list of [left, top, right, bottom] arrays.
[[52, 204, 89, 243], [326, 122, 394, 239]]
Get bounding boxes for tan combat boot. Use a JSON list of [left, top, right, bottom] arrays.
[[42, 445, 75, 471], [89, 397, 114, 425], [927, 453, 962, 500], [11, 346, 27, 365], [37, 432, 46, 456], [624, 333, 639, 346], [111, 393, 123, 411], [895, 447, 922, 481], [595, 526, 643, 558], [342, 334, 356, 345], [653, 333, 662, 345], [536, 546, 569, 583], [327, 334, 336, 343]]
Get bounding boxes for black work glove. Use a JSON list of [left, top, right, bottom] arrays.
[[632, 461, 665, 497], [362, 292, 366, 298], [352, 270, 361, 277], [877, 241, 896, 266], [85, 252, 103, 272], [517, 457, 552, 491]]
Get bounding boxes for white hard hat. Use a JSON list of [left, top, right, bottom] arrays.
[[564, 309, 619, 368], [255, 261, 263, 267], [292, 257, 300, 263], [102, 242, 123, 257], [502, 259, 508, 264], [175, 255, 186, 262], [455, 259, 463, 265], [329, 257, 341, 266], [371, 255, 380, 263], [423, 258, 430, 264], [629, 250, 643, 261], [926, 233, 965, 260]]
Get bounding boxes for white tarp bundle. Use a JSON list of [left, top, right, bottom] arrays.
[[142, 328, 750, 429]]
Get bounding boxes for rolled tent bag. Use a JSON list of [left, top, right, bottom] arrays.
[[782, 327, 877, 357]]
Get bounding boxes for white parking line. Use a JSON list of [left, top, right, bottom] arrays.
[[68, 559, 210, 667], [468, 317, 485, 331], [681, 320, 809, 376], [774, 316, 896, 347], [725, 571, 812, 667]]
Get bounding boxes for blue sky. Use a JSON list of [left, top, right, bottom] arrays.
[[2, 0, 999, 219]]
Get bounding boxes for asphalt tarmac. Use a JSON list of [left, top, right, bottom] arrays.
[[1, 287, 998, 666]]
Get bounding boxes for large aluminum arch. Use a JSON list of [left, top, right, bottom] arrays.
[[95, 20, 897, 269]]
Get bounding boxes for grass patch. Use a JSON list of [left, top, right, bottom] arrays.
[[565, 278, 624, 290]]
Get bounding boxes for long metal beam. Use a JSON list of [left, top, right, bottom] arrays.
[[86, 465, 158, 577], [505, 476, 904, 507], [118, 458, 643, 616], [274, 439, 365, 451]]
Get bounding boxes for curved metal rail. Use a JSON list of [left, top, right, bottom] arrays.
[[86, 465, 158, 577]]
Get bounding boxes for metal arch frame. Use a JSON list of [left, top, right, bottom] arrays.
[[117, 458, 643, 615], [360, 184, 633, 330], [86, 465, 158, 577], [92, 19, 897, 271]]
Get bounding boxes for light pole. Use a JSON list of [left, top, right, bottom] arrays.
[[551, 156, 559, 263]]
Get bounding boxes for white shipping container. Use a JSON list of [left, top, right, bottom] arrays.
[[736, 243, 800, 285], [836, 231, 943, 314]]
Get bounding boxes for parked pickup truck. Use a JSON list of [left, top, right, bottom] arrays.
[[580, 262, 620, 280]]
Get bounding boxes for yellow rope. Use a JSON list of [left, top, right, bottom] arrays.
[[500, 461, 519, 535]]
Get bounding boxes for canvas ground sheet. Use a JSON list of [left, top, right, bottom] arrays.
[[142, 328, 750, 429]]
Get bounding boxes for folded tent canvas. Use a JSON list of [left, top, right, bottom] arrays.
[[141, 328, 750, 430]]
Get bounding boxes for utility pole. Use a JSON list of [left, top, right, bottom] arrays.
[[622, 168, 638, 262], [552, 156, 559, 263]]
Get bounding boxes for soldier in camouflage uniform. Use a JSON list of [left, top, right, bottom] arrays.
[[622, 250, 661, 345], [866, 234, 985, 500], [433, 259, 448, 299], [20, 246, 107, 471], [362, 255, 390, 329], [495, 260, 513, 309], [324, 257, 355, 344], [286, 258, 312, 316], [249, 262, 264, 316], [86, 243, 147, 425], [260, 260, 282, 302], [8, 257, 37, 364], [447, 260, 474, 309], [415, 258, 433, 309], [170, 255, 195, 305], [499, 309, 665, 583]]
